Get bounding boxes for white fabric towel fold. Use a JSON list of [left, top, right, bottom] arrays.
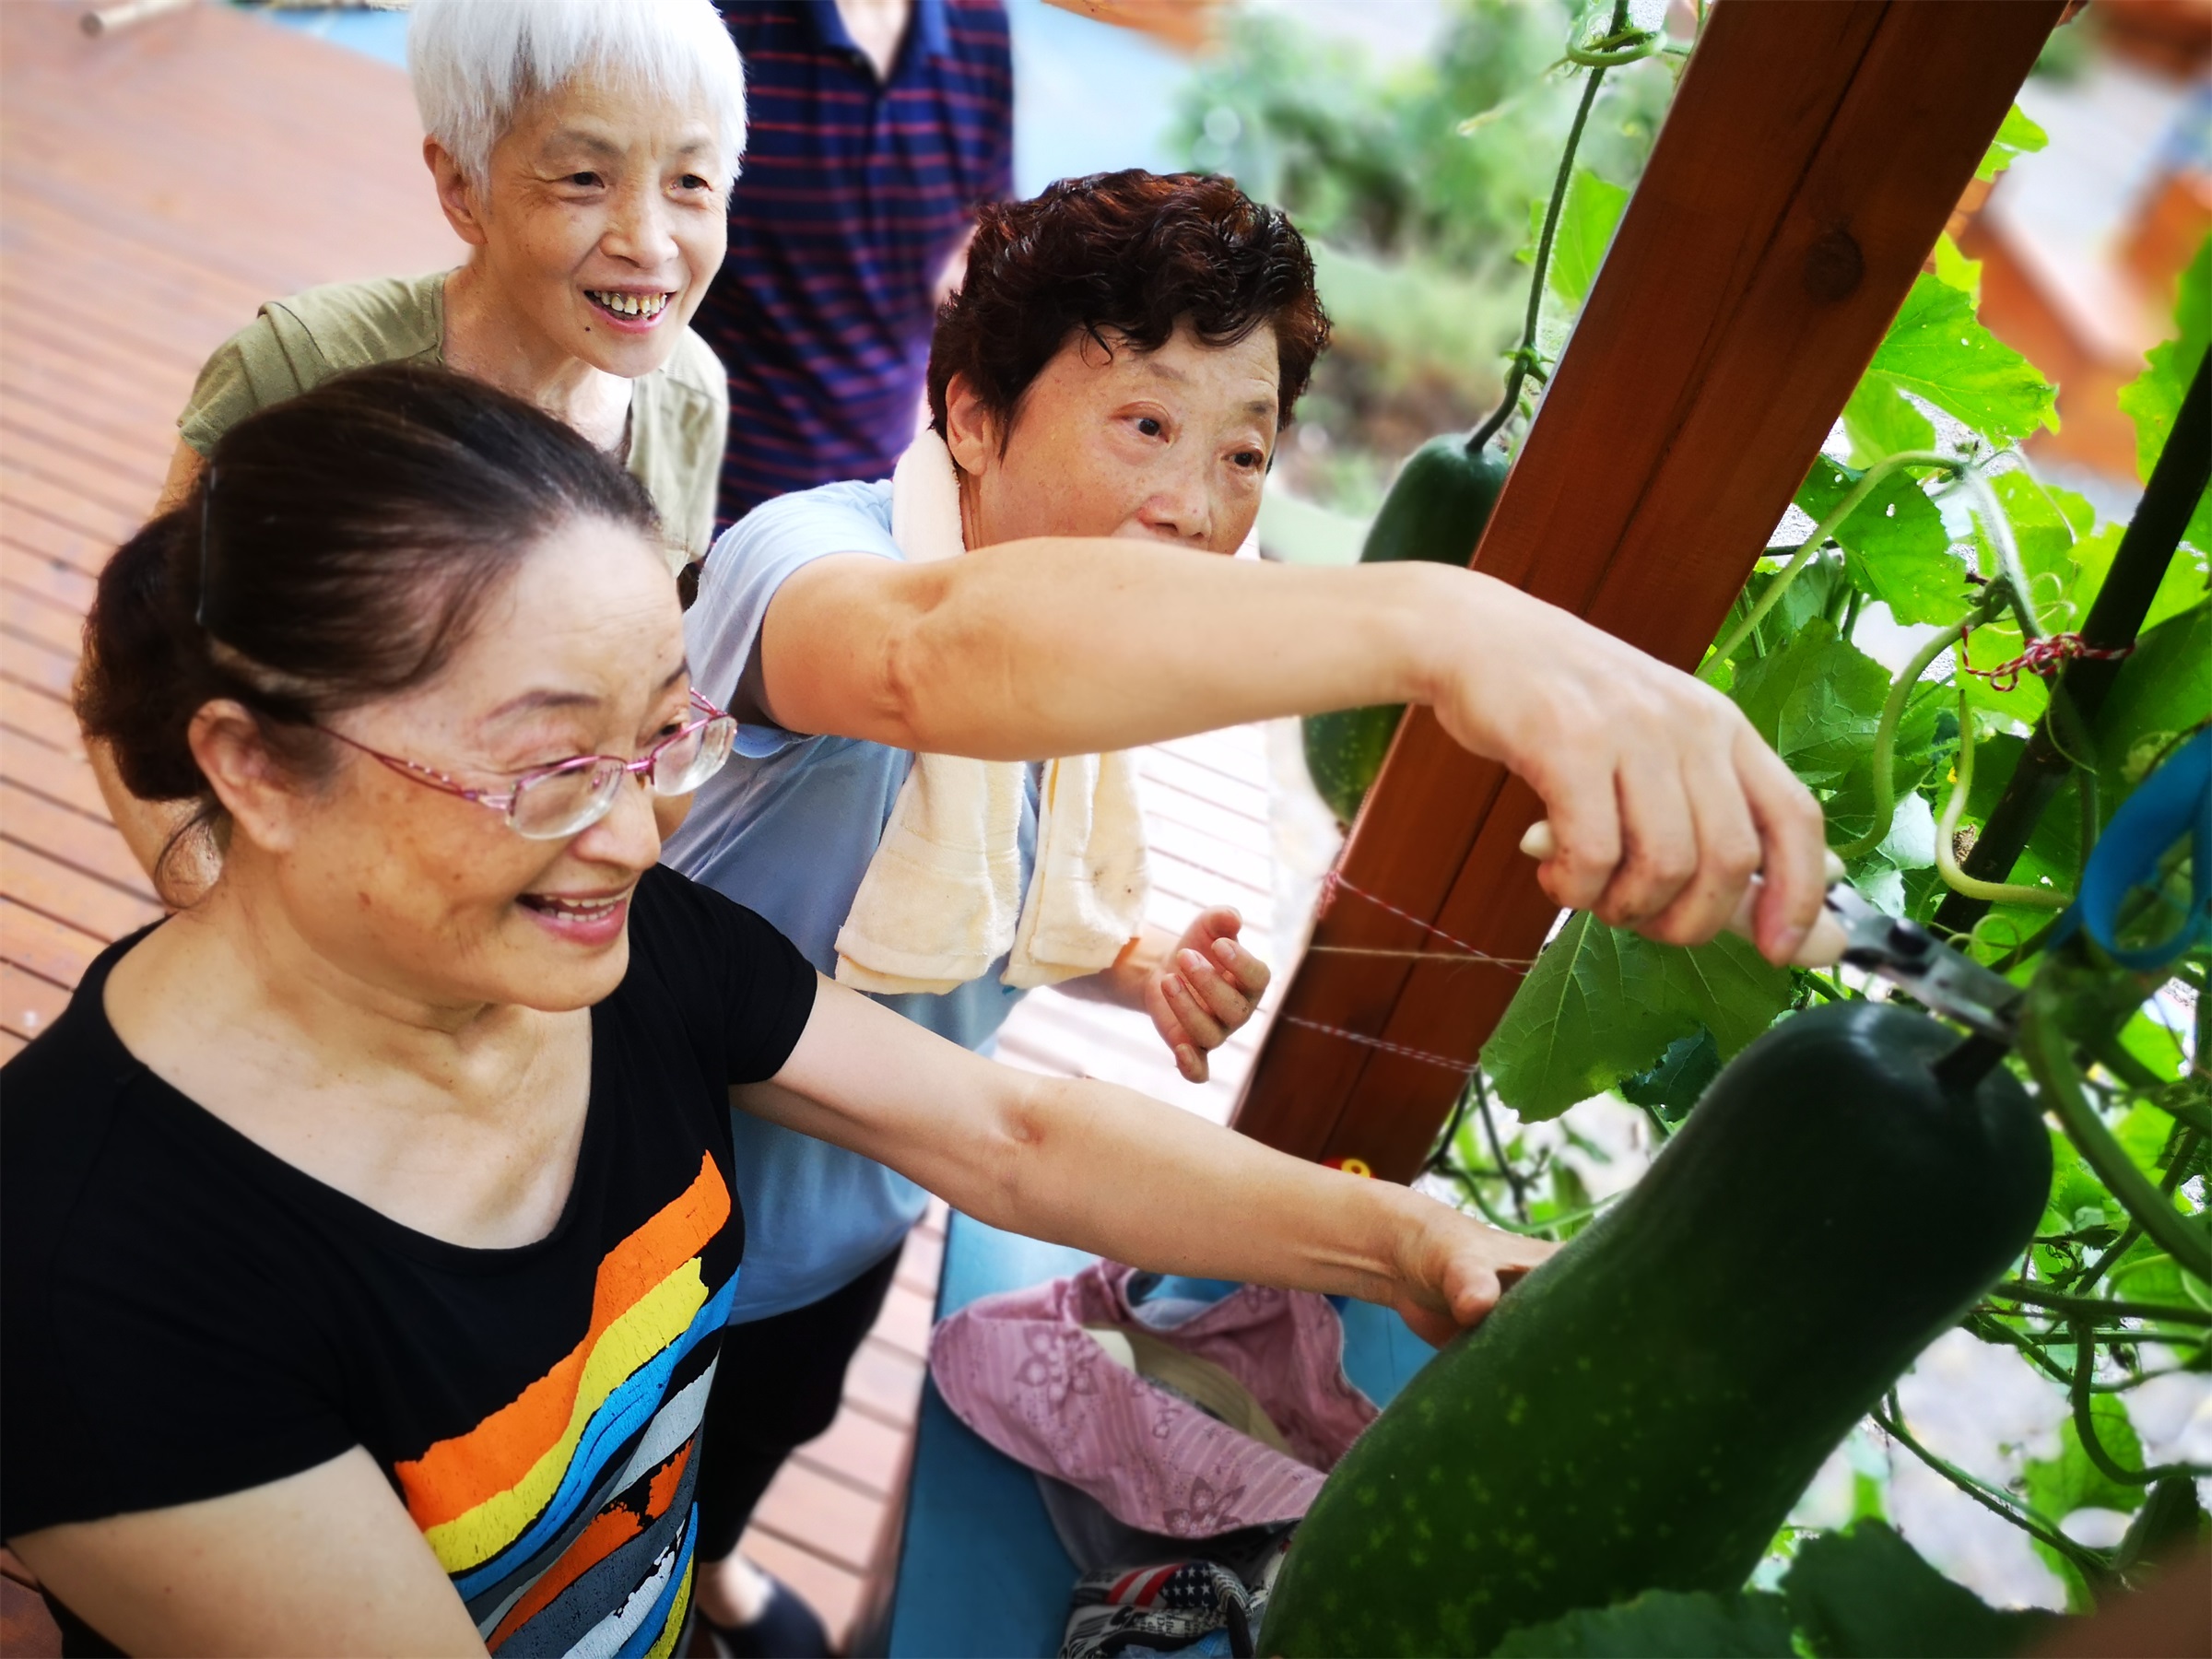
[[833, 430, 1149, 996]]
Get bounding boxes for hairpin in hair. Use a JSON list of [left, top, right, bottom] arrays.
[[194, 464, 219, 633]]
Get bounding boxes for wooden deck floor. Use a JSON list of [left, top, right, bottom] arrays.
[[0, 4, 1284, 1652]]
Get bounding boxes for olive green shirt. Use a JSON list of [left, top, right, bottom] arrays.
[[177, 271, 729, 573]]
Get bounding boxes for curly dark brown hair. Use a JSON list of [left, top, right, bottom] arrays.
[[925, 169, 1330, 444]]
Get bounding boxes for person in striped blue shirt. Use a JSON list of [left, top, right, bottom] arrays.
[[697, 0, 1012, 527]]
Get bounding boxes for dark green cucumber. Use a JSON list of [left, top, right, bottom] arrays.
[[1261, 1003, 2051, 1657], [1303, 436, 1508, 825]]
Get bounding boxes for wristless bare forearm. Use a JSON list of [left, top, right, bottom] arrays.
[[969, 1072, 1422, 1306], [764, 542, 1474, 757]]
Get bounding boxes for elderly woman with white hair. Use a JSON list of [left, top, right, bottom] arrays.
[[96, 0, 746, 889]]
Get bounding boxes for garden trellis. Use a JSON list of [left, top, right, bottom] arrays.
[[1231, 0, 2072, 1177]]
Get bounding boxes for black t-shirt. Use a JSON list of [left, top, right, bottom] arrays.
[[1, 865, 816, 1655]]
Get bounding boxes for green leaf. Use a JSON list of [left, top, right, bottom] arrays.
[[1975, 102, 2049, 182], [2072, 526, 2209, 636], [1961, 731, 2079, 901], [2116, 236, 2210, 551], [2108, 1248, 2212, 1315], [1480, 912, 1791, 1120], [1491, 1590, 1796, 1657], [1841, 379, 1937, 468], [2024, 1395, 2149, 1519], [1618, 1027, 1721, 1125], [1784, 1522, 2053, 1657], [1934, 232, 1983, 306], [1544, 167, 1630, 308], [1864, 274, 2058, 446], [1795, 455, 1969, 626], [2090, 598, 2212, 806], [1987, 472, 2094, 626], [1732, 620, 1943, 839]]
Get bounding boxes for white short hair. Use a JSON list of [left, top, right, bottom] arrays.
[[409, 0, 746, 189]]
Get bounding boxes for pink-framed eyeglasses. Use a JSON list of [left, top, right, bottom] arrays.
[[322, 689, 738, 840]]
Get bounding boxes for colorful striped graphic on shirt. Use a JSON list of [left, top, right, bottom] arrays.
[[394, 1154, 734, 1656]]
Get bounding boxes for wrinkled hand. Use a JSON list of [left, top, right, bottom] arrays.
[[1146, 908, 1271, 1084], [1427, 573, 1829, 965], [1388, 1193, 1560, 1347]]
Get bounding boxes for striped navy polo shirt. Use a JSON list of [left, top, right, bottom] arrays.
[[703, 1, 1014, 524]]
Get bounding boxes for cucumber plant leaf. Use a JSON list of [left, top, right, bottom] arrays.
[[2115, 235, 2209, 551], [1974, 102, 2049, 183], [1933, 232, 1983, 306], [2023, 1396, 2149, 1521], [1729, 620, 1942, 840], [1491, 1589, 1795, 1657], [1540, 167, 1630, 308], [1794, 456, 1967, 626], [1862, 273, 2058, 446], [1618, 1027, 1720, 1126], [1481, 912, 1790, 1119], [2072, 524, 2207, 635], [1783, 1522, 2054, 1658], [1841, 379, 1936, 468], [2089, 598, 2212, 806]]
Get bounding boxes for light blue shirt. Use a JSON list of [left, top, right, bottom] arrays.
[[665, 479, 1037, 1323]]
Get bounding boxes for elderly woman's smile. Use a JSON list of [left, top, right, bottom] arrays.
[[443, 76, 730, 392], [585, 288, 673, 323]]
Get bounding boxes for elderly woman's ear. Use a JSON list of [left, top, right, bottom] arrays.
[[187, 700, 307, 855], [422, 135, 489, 249], [940, 372, 1001, 479]]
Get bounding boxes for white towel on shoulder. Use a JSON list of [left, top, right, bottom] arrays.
[[833, 430, 1149, 996]]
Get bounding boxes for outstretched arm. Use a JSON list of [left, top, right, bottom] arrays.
[[761, 547, 1828, 964], [737, 979, 1554, 1344]]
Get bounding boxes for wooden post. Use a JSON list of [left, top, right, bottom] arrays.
[[1231, 0, 2065, 1179]]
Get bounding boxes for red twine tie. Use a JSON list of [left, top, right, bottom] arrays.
[[1959, 628, 2135, 694]]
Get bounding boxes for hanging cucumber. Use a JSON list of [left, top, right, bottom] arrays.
[[1259, 1002, 2051, 1658], [1302, 437, 1508, 825], [1299, 3, 1647, 828]]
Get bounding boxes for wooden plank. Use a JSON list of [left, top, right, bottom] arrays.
[[1, 515, 119, 582], [2, 583, 85, 662], [0, 731, 111, 823], [1, 840, 160, 942], [0, 629, 77, 700], [1, 457, 145, 547], [0, 417, 168, 522], [791, 1406, 912, 1502], [0, 897, 104, 986], [0, 678, 86, 757], [0, 1563, 58, 1659], [751, 1458, 888, 1575], [868, 1280, 935, 1362], [841, 1335, 927, 1429], [1231, 0, 2064, 1177], [0, 542, 100, 615], [1, 782, 154, 900], [0, 962, 68, 1046]]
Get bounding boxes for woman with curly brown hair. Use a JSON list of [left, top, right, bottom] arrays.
[[665, 167, 1830, 1651]]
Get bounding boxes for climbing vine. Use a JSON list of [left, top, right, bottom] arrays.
[[1419, 2, 2210, 1631]]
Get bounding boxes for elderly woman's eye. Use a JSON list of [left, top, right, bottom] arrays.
[[1233, 450, 1265, 469], [1135, 417, 1164, 439], [678, 173, 712, 192], [568, 171, 603, 188]]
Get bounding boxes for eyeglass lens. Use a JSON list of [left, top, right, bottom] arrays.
[[505, 715, 738, 840]]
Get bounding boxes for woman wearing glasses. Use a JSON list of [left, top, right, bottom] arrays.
[[0, 367, 1546, 1657]]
